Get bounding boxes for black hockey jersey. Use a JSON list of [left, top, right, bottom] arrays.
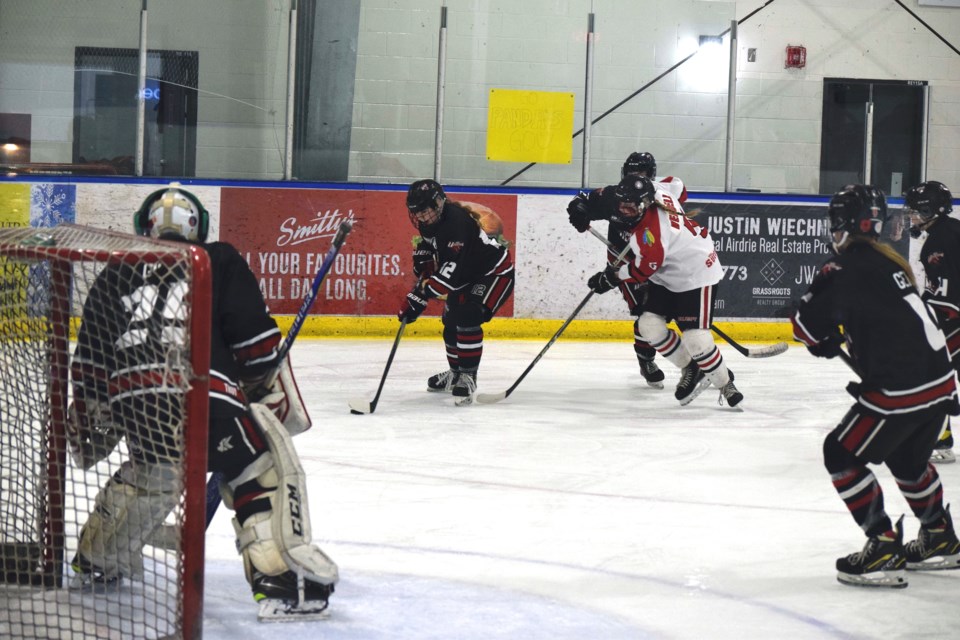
[[419, 201, 513, 299], [72, 241, 282, 430], [919, 215, 960, 324], [791, 242, 958, 416]]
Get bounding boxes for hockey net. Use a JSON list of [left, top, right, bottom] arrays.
[[0, 224, 210, 640]]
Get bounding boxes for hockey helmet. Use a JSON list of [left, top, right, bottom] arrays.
[[611, 175, 656, 226], [406, 179, 446, 229], [621, 152, 657, 180], [134, 184, 209, 243], [904, 180, 953, 238], [827, 184, 887, 252]]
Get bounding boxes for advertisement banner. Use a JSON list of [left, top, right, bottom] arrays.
[[220, 187, 517, 317], [698, 200, 908, 319]]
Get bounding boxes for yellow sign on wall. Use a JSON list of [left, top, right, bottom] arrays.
[[0, 183, 30, 227], [486, 89, 574, 164]]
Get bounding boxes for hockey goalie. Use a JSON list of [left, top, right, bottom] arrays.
[[67, 184, 337, 621]]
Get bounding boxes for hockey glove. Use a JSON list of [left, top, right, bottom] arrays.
[[398, 289, 429, 323], [412, 243, 437, 279], [807, 332, 843, 359], [566, 194, 591, 233], [588, 267, 621, 294]]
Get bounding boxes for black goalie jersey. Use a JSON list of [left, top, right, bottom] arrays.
[[792, 242, 959, 416], [72, 241, 282, 454]]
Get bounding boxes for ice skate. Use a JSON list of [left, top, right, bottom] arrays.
[[427, 369, 459, 393], [718, 370, 743, 408], [253, 569, 334, 622], [69, 553, 122, 591], [930, 431, 955, 464], [675, 361, 709, 405], [452, 371, 477, 406], [836, 516, 907, 588], [638, 357, 665, 389], [905, 506, 960, 571]]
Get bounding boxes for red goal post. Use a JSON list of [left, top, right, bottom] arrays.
[[0, 224, 210, 640]]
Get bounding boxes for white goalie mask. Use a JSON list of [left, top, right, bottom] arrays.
[[135, 185, 209, 243]]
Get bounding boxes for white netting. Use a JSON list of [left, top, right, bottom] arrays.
[[0, 224, 207, 640]]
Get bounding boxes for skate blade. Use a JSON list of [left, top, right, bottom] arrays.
[[906, 553, 960, 571], [258, 598, 330, 622], [68, 572, 121, 592], [645, 380, 665, 390], [837, 569, 907, 588], [454, 394, 474, 407]]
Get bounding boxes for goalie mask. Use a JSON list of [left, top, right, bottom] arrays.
[[827, 184, 887, 253], [905, 180, 953, 238], [611, 175, 656, 227], [621, 152, 657, 180], [134, 185, 209, 243], [406, 179, 446, 230]]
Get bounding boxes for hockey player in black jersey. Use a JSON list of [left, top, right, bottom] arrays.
[[792, 184, 960, 588], [399, 179, 515, 406], [905, 180, 959, 464], [68, 185, 337, 619], [565, 152, 687, 389]]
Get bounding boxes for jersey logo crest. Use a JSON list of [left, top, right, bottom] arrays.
[[642, 229, 655, 246]]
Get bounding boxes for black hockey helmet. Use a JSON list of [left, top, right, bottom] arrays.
[[134, 184, 209, 242], [611, 175, 656, 226], [905, 180, 953, 238], [827, 184, 887, 251], [406, 179, 446, 229], [621, 152, 657, 180]]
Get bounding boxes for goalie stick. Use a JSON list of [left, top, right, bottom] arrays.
[[585, 226, 788, 359], [347, 319, 407, 415], [475, 242, 633, 404], [205, 219, 354, 528]]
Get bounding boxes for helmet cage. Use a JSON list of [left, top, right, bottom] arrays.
[[905, 181, 953, 237], [134, 186, 209, 242]]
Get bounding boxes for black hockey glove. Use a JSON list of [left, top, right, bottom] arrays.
[[566, 194, 591, 233], [588, 267, 621, 294], [398, 289, 429, 323], [807, 332, 843, 359], [412, 244, 437, 279]]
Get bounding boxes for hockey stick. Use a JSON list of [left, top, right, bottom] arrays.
[[205, 219, 353, 528], [585, 227, 788, 359], [348, 320, 407, 414], [475, 242, 633, 404]]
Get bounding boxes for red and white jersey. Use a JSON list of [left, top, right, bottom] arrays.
[[653, 175, 687, 207], [615, 187, 722, 292]]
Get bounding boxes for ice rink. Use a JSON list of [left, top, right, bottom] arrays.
[[198, 336, 960, 639]]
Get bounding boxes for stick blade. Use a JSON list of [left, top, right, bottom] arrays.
[[747, 341, 789, 358], [348, 398, 374, 414], [475, 391, 508, 404]]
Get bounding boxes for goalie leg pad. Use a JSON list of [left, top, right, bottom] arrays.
[[74, 460, 180, 581], [233, 404, 338, 588]]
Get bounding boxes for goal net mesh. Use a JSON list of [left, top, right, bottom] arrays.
[[0, 224, 209, 640]]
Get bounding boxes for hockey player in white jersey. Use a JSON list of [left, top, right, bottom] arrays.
[[585, 175, 743, 407], [565, 152, 687, 389]]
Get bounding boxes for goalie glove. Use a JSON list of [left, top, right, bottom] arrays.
[[67, 399, 122, 470], [241, 354, 312, 436]]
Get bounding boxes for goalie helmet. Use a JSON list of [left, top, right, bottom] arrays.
[[827, 184, 887, 252], [406, 179, 446, 229], [134, 185, 209, 243], [611, 175, 656, 226], [905, 180, 953, 238], [621, 152, 657, 180]]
